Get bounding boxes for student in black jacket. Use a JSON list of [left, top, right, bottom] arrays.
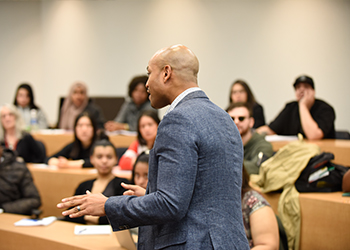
[[0, 146, 41, 215]]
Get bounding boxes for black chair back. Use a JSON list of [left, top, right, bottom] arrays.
[[335, 130, 350, 140]]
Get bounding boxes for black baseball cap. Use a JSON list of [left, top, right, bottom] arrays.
[[293, 75, 314, 89]]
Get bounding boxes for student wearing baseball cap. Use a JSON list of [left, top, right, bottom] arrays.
[[256, 75, 335, 140]]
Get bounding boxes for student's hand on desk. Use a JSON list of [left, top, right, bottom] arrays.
[[57, 156, 69, 168], [104, 121, 127, 131], [56, 157, 84, 168], [104, 121, 116, 131], [122, 183, 146, 197], [57, 190, 108, 218]]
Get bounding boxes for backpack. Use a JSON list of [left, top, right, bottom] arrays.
[[295, 152, 349, 192]]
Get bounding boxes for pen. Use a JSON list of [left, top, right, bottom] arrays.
[[78, 228, 87, 234]]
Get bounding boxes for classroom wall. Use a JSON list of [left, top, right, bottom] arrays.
[[1, 0, 349, 131]]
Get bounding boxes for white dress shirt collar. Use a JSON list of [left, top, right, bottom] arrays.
[[164, 87, 201, 116]]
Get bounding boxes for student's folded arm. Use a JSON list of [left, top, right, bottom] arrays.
[[299, 104, 324, 140]]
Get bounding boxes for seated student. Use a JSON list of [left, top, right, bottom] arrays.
[[64, 139, 129, 224], [46, 112, 102, 168], [256, 75, 335, 140], [121, 152, 150, 237], [227, 102, 274, 175], [241, 166, 279, 249], [118, 110, 160, 170], [0, 146, 41, 215], [227, 80, 266, 128], [131, 152, 149, 189], [0, 104, 45, 163], [13, 83, 48, 130], [105, 75, 157, 132], [58, 81, 105, 130], [122, 152, 150, 197]]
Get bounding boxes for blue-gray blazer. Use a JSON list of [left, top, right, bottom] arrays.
[[105, 90, 249, 250]]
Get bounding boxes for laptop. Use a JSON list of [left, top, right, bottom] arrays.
[[114, 229, 137, 250]]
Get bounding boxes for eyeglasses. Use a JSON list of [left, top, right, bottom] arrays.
[[231, 116, 247, 122]]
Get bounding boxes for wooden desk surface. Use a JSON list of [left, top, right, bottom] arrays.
[[32, 131, 136, 156], [260, 191, 350, 250], [28, 164, 132, 218], [0, 213, 127, 250], [270, 139, 350, 166], [299, 192, 350, 250]]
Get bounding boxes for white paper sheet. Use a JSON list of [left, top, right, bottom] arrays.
[[74, 225, 112, 235], [14, 216, 57, 226]]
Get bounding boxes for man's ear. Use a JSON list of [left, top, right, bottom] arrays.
[[249, 117, 255, 128], [163, 65, 171, 82]]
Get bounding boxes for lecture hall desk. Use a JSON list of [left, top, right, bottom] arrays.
[[0, 213, 127, 250], [27, 164, 132, 218], [30, 131, 136, 218], [32, 131, 136, 156], [270, 139, 350, 166], [261, 191, 350, 250], [259, 139, 350, 249], [27, 134, 350, 249]]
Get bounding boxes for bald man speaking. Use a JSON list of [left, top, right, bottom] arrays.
[[58, 45, 249, 249]]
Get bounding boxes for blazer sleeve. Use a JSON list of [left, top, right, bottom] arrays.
[[105, 112, 199, 230]]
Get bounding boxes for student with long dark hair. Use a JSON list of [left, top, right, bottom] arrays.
[[121, 152, 150, 198], [118, 110, 160, 170], [13, 83, 48, 130], [46, 112, 102, 168], [227, 80, 265, 128]]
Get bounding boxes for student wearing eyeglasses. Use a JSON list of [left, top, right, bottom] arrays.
[[227, 102, 274, 175], [226, 79, 266, 129]]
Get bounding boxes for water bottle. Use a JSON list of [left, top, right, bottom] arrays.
[[30, 109, 38, 132]]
